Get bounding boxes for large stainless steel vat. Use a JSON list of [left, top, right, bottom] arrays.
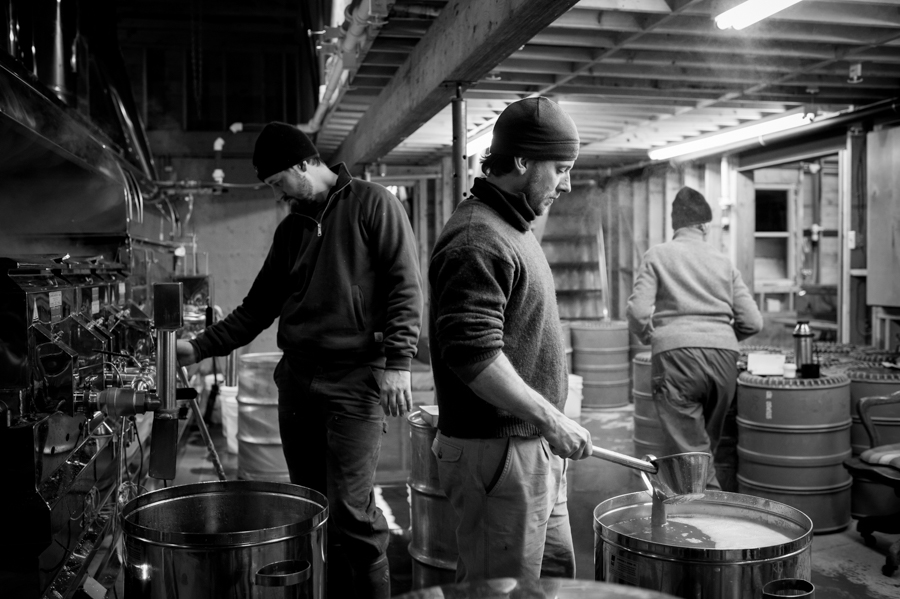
[[395, 576, 680, 598], [594, 491, 813, 599], [122, 480, 327, 598]]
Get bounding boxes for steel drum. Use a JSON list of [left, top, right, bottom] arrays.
[[122, 480, 327, 599], [594, 491, 813, 599], [394, 577, 679, 598]]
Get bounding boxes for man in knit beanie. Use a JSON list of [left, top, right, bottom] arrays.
[[429, 97, 591, 581], [177, 122, 423, 599], [626, 186, 762, 490]]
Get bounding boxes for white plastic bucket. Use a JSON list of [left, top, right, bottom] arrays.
[[565, 374, 583, 419], [219, 385, 239, 454]]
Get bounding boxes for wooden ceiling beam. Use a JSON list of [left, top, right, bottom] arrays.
[[329, 0, 583, 168], [557, 8, 900, 34], [559, 67, 900, 89], [574, 0, 673, 13], [502, 56, 900, 81]]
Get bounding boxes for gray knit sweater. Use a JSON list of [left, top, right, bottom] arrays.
[[428, 178, 567, 438], [626, 227, 763, 355]]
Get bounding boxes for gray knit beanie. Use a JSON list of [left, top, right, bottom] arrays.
[[672, 186, 713, 230], [490, 97, 580, 161]]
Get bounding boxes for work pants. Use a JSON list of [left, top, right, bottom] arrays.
[[275, 357, 390, 599], [651, 347, 739, 490], [432, 433, 575, 582]]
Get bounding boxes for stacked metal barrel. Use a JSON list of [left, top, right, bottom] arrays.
[[736, 372, 853, 533], [631, 351, 664, 458], [407, 411, 458, 588], [570, 320, 631, 409]]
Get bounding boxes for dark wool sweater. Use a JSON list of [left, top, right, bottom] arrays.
[[429, 178, 567, 438], [190, 164, 422, 370]]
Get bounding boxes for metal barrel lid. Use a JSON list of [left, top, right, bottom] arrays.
[[849, 348, 899, 363], [394, 577, 680, 598], [815, 342, 856, 355], [594, 491, 813, 563], [738, 371, 850, 389], [570, 319, 629, 331], [122, 480, 328, 547], [739, 345, 789, 354], [847, 365, 900, 381], [633, 351, 652, 364]]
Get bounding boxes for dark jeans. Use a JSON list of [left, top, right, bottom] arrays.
[[651, 347, 739, 489], [275, 357, 390, 598]]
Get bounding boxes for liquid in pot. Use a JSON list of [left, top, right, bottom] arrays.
[[608, 514, 794, 549]]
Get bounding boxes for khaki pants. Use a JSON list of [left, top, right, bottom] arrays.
[[432, 433, 575, 581], [651, 347, 739, 489]]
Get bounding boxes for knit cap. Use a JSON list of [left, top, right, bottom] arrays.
[[672, 186, 713, 230], [253, 122, 319, 181], [490, 97, 580, 161]]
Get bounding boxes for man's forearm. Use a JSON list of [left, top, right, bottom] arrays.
[[465, 352, 558, 431]]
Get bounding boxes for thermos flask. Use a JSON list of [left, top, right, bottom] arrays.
[[793, 320, 814, 371]]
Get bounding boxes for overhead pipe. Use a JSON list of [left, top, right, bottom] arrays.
[[298, 1, 374, 134]]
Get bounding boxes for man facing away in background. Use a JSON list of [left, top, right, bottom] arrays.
[[626, 186, 763, 489]]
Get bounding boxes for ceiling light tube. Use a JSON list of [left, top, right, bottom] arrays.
[[715, 0, 804, 30], [647, 110, 814, 161]]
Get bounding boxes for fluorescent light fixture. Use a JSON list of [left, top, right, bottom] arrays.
[[715, 0, 803, 30], [467, 127, 494, 158], [647, 110, 815, 161]]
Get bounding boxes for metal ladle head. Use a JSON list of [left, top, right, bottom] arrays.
[[640, 452, 711, 504]]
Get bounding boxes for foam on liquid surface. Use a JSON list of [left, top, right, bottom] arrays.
[[608, 514, 795, 549]]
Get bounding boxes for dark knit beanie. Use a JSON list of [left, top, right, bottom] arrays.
[[672, 186, 713, 230], [490, 97, 580, 161], [252, 122, 319, 181]]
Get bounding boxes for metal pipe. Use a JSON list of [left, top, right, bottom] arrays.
[[189, 394, 227, 481], [156, 330, 177, 411], [149, 282, 183, 480], [299, 1, 373, 134], [451, 84, 466, 206], [225, 352, 238, 387], [590, 445, 657, 474]]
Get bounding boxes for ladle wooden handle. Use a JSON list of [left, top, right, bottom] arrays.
[[590, 445, 658, 474]]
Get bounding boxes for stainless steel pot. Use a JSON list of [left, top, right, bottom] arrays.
[[594, 491, 813, 599], [122, 480, 327, 599]]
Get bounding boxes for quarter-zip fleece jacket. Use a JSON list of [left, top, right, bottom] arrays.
[[190, 164, 422, 370], [626, 227, 762, 355], [429, 178, 568, 438]]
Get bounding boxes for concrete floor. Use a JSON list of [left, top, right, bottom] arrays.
[[160, 403, 900, 599]]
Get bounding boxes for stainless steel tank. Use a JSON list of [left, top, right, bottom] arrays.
[[122, 480, 327, 598], [394, 577, 680, 598], [594, 491, 813, 599]]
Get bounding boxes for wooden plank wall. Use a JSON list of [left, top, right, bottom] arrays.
[[589, 163, 711, 321]]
